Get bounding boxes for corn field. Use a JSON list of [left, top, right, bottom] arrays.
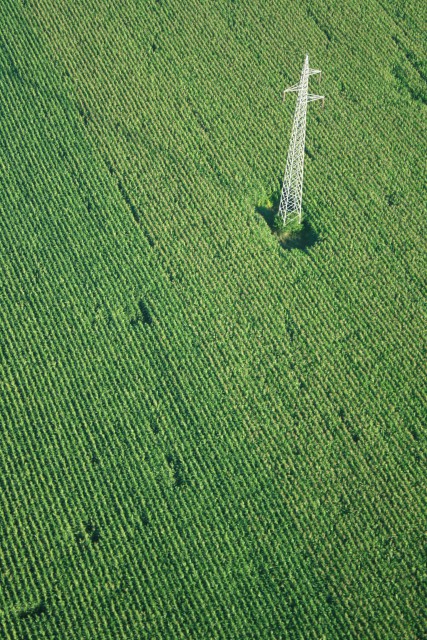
[[0, 0, 426, 638]]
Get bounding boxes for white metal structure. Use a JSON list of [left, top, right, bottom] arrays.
[[278, 54, 324, 226]]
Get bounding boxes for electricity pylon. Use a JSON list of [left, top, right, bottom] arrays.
[[278, 54, 324, 226]]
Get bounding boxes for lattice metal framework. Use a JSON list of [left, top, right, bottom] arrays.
[[278, 54, 324, 226]]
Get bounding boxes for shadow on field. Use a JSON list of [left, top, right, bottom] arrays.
[[256, 194, 320, 253], [256, 203, 278, 229], [277, 219, 319, 252], [18, 602, 47, 620]]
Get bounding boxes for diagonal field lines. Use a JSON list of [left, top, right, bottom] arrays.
[[0, 0, 426, 638]]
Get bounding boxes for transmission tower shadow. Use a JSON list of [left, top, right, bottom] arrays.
[[255, 188, 280, 226], [278, 219, 319, 253]]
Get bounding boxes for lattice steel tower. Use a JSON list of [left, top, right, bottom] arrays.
[[279, 54, 324, 226]]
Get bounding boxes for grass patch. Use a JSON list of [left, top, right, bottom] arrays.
[[256, 198, 319, 252]]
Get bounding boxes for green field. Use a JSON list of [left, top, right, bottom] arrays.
[[1, 0, 426, 638]]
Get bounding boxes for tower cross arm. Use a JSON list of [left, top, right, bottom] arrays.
[[282, 83, 301, 100], [309, 68, 321, 76], [307, 93, 325, 106]]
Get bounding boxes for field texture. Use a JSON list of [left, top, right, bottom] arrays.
[[1, 0, 426, 638]]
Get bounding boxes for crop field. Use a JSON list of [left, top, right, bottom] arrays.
[[0, 0, 426, 638]]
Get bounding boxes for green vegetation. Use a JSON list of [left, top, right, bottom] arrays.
[[271, 213, 307, 248], [0, 0, 426, 638]]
